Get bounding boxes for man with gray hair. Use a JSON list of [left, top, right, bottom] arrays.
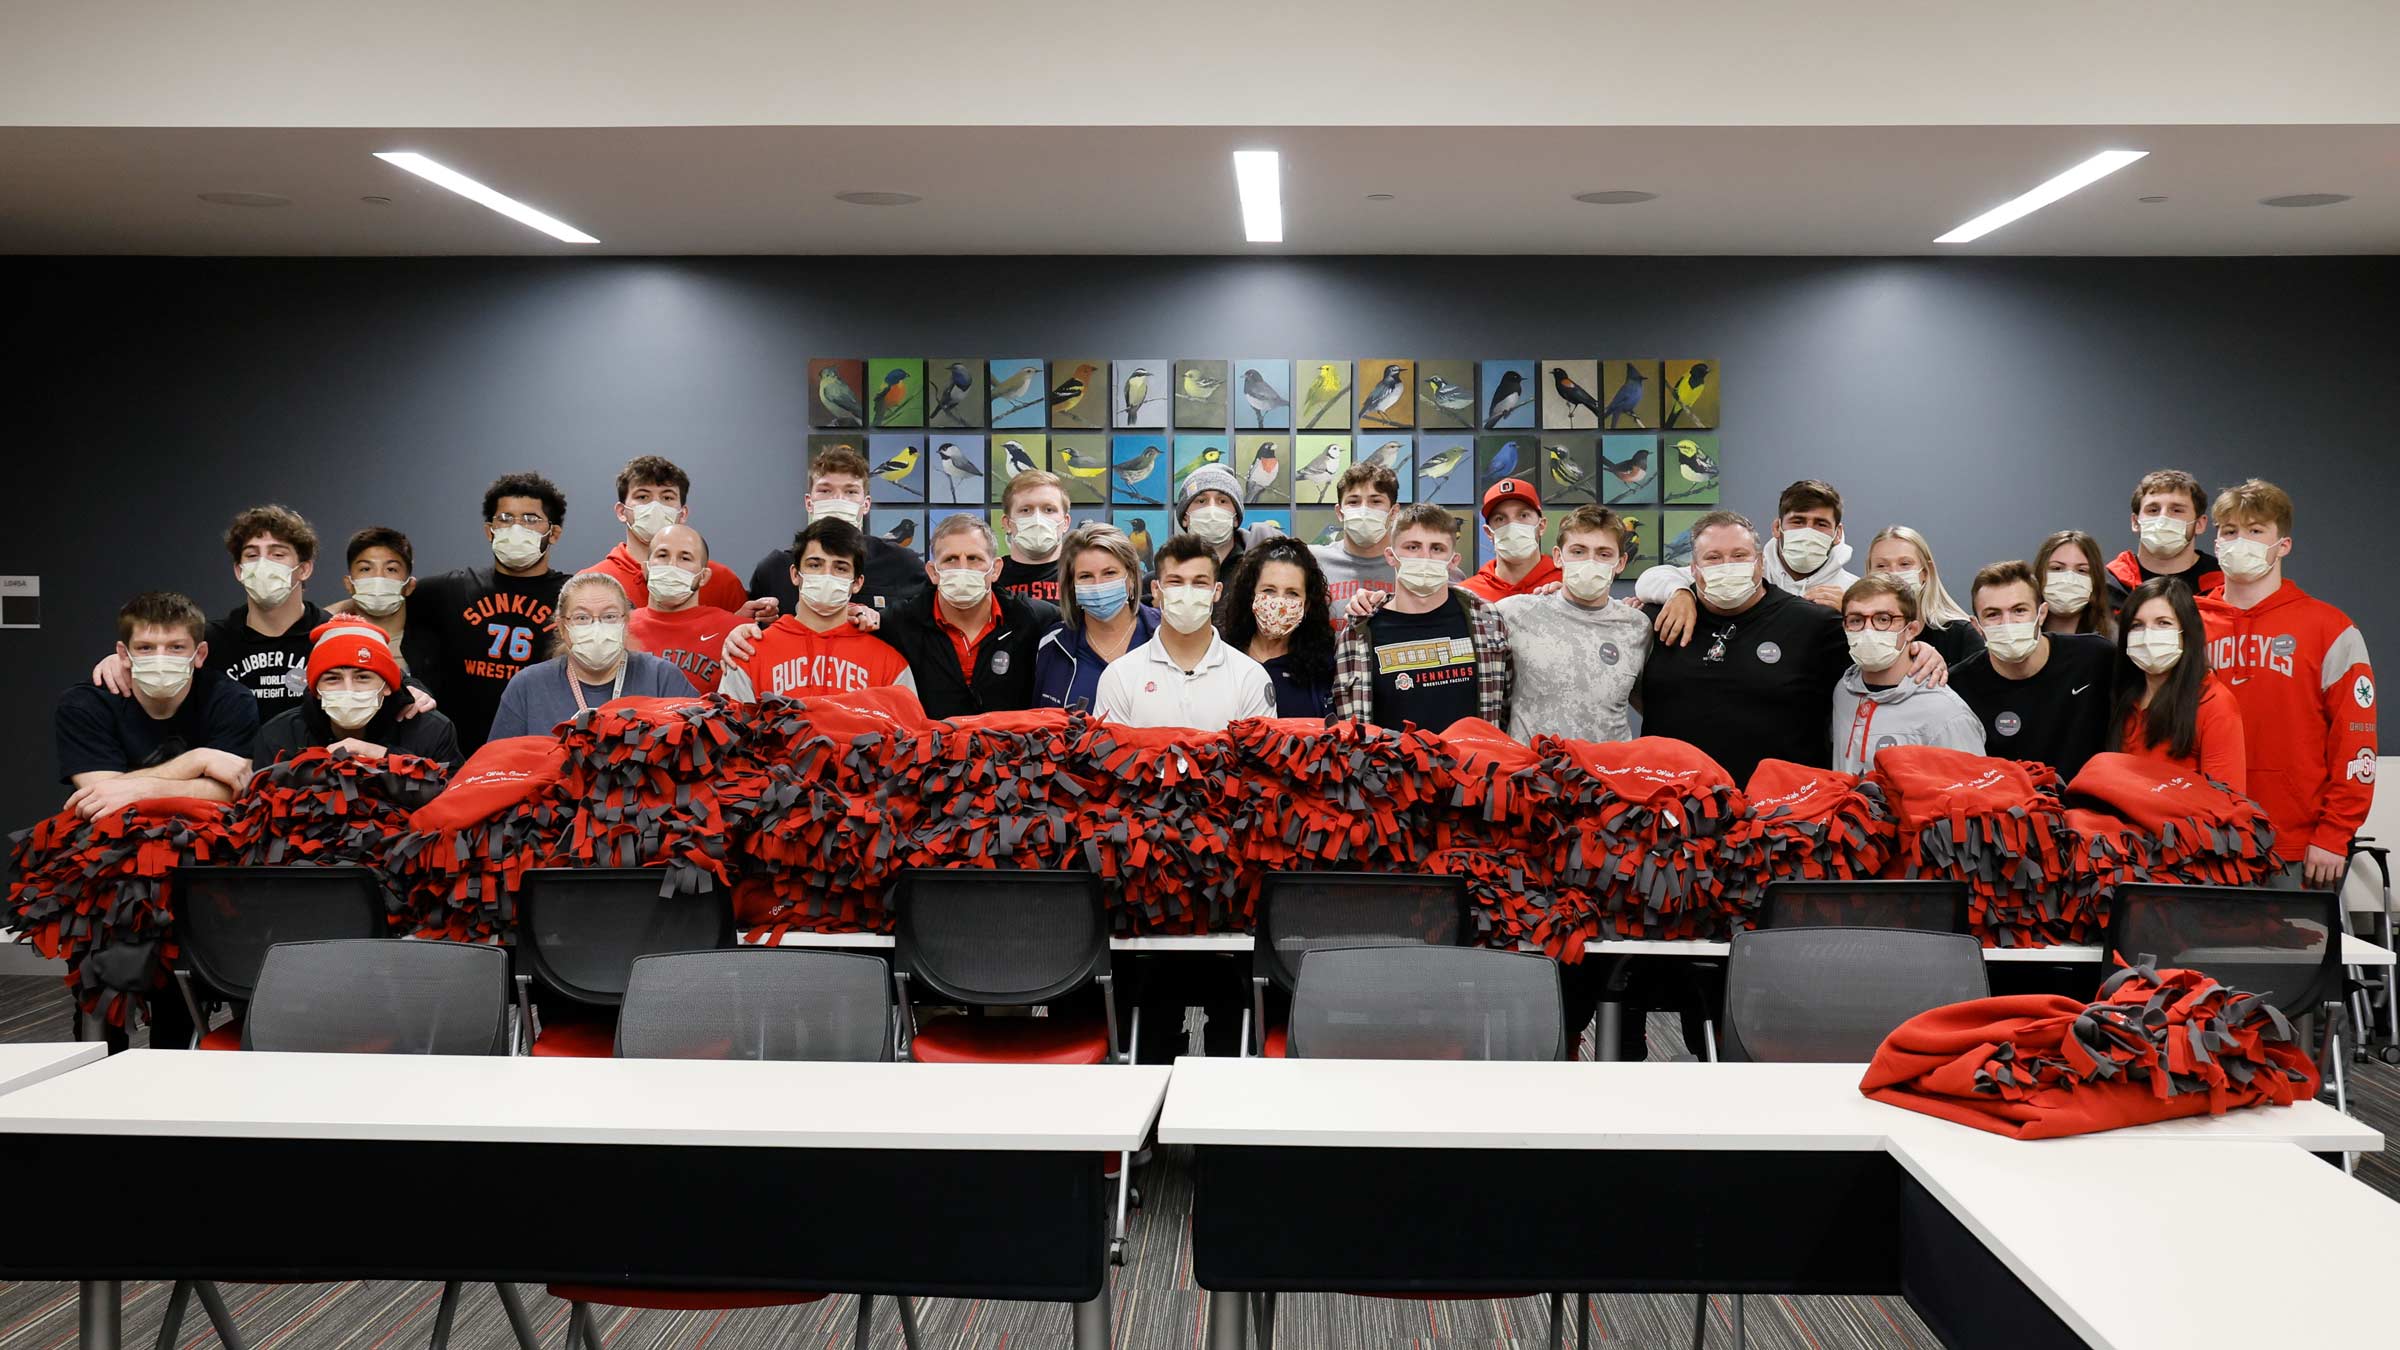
[[873, 512, 1061, 716]]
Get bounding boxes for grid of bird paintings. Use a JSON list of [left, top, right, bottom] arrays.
[[807, 357, 1721, 572]]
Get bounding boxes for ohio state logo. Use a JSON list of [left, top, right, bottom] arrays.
[[2347, 749, 2376, 784]]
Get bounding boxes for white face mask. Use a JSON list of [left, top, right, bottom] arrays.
[[1778, 527, 1834, 575], [1492, 521, 1541, 562], [1846, 627, 1905, 672], [238, 559, 296, 608], [1009, 515, 1062, 558], [627, 500, 680, 541], [1983, 620, 2042, 663], [2127, 627, 2184, 675], [1338, 507, 1390, 548], [1561, 558, 1616, 603], [350, 576, 406, 616], [319, 686, 382, 731], [937, 567, 992, 607], [1186, 504, 1238, 547], [129, 654, 194, 701], [1395, 557, 1451, 597], [2217, 535, 2277, 582], [798, 572, 854, 616], [2043, 570, 2093, 613], [1873, 569, 1922, 597], [1159, 584, 1217, 634], [2137, 515, 2191, 556], [1699, 561, 1759, 608], [491, 524, 546, 570], [645, 563, 699, 606], [569, 620, 627, 669], [809, 497, 864, 528]]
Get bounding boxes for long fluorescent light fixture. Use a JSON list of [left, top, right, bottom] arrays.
[[1233, 149, 1283, 244], [373, 151, 599, 244], [1935, 149, 2148, 244]]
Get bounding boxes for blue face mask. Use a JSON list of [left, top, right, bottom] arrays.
[[1077, 580, 1130, 622]]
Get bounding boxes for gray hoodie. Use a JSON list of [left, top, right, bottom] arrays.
[[1828, 666, 1987, 774]]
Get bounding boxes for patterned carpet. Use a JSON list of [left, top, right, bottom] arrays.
[[1, 974, 2392, 1350]]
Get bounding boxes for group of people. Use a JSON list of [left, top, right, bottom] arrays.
[[57, 455, 2374, 891]]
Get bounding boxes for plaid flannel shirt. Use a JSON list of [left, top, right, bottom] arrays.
[[1330, 587, 1512, 729]]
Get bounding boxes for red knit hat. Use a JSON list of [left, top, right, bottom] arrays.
[[305, 618, 403, 692]]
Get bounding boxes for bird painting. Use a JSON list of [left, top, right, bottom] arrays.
[[989, 361, 1044, 424], [1599, 445, 1651, 496], [815, 364, 865, 428], [1049, 362, 1098, 425], [1363, 439, 1404, 473], [1548, 443, 1592, 492], [1120, 366, 1156, 424], [1667, 436, 1721, 502], [933, 441, 980, 503], [1298, 362, 1347, 429], [1293, 443, 1342, 502], [884, 518, 917, 548], [869, 442, 920, 497], [1620, 513, 1647, 563], [1112, 442, 1164, 502], [1241, 440, 1282, 502], [1547, 365, 1605, 427], [1483, 369, 1526, 428], [1484, 439, 1522, 481], [1241, 366, 1290, 428], [874, 367, 912, 426], [1172, 445, 1227, 488], [1423, 374, 1474, 426], [999, 438, 1038, 484], [1127, 519, 1154, 559], [1175, 361, 1228, 427], [928, 361, 974, 427], [1665, 362, 1714, 429], [1358, 363, 1409, 428], [1312, 518, 1343, 547], [1420, 443, 1469, 486], [1056, 441, 1109, 479], [1665, 523, 1695, 566], [1600, 363, 1649, 429]]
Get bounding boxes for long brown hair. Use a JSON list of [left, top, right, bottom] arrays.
[[2035, 529, 2115, 639], [2108, 577, 2206, 761]]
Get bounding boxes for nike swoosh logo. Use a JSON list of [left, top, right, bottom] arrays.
[[2231, 676, 2250, 685], [2070, 684, 2091, 695]]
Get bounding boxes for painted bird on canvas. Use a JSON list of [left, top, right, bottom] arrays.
[[1173, 446, 1227, 488], [1121, 368, 1155, 423], [999, 439, 1038, 481], [933, 442, 979, 501], [1359, 364, 1406, 424], [817, 367, 865, 427], [1057, 443, 1109, 479], [1600, 365, 1648, 429], [1243, 441, 1281, 500], [990, 364, 1042, 415], [1425, 374, 1474, 425], [1547, 444, 1590, 491], [1050, 363, 1097, 421], [1666, 364, 1712, 428], [1670, 437, 1720, 498], [885, 518, 917, 548], [1483, 370, 1526, 428], [1599, 445, 1651, 490], [1293, 444, 1341, 500], [870, 443, 920, 495], [1486, 440, 1522, 480], [1620, 514, 1645, 562], [1313, 519, 1343, 546], [1299, 363, 1345, 429], [1112, 445, 1164, 501], [1179, 367, 1224, 406], [1128, 520, 1154, 559], [1241, 368, 1289, 427], [1419, 443, 1469, 485], [1548, 367, 1605, 427], [1362, 440, 1404, 473], [1665, 524, 1695, 566], [928, 362, 972, 425], [874, 368, 912, 425]]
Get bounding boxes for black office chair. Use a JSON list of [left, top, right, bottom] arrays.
[[515, 868, 736, 1057], [1247, 871, 1471, 1056], [1757, 879, 1971, 934], [159, 939, 538, 1350], [169, 865, 389, 1051], [2343, 836, 2399, 1063], [550, 949, 919, 1350]]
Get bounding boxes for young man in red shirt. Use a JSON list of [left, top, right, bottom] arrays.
[[2105, 467, 2224, 611], [627, 523, 740, 694], [2195, 479, 2375, 888], [1459, 478, 1561, 603], [586, 455, 757, 613], [718, 518, 916, 701]]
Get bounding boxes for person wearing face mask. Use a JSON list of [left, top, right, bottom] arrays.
[[1169, 464, 1258, 578], [1094, 534, 1274, 730], [1460, 479, 1562, 603], [749, 444, 928, 617], [252, 620, 464, 770], [1948, 560, 2117, 782], [2110, 578, 2245, 791], [1310, 463, 1399, 628], [1330, 504, 1513, 730], [403, 473, 573, 751], [1828, 576, 1987, 774], [2034, 529, 2115, 640], [2195, 479, 2375, 889], [57, 591, 259, 820], [872, 515, 1060, 717], [1034, 524, 1159, 713], [587, 455, 757, 613], [720, 519, 917, 702], [2104, 468, 2223, 611], [1492, 505, 1652, 743], [626, 523, 741, 694], [1636, 511, 1848, 782], [1219, 539, 1338, 718], [994, 470, 1073, 604], [1864, 525, 1984, 667], [488, 573, 689, 740], [322, 526, 442, 686], [1636, 480, 1862, 645], [197, 504, 326, 715]]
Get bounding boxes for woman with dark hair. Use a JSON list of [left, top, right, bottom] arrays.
[[2036, 528, 2115, 640], [2109, 577, 2246, 790], [1219, 537, 1337, 718]]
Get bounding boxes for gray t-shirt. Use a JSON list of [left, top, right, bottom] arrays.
[[1312, 542, 1396, 630], [487, 652, 693, 741], [1493, 591, 1652, 743]]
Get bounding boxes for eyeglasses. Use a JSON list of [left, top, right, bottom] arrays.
[[564, 612, 626, 629], [490, 513, 551, 529], [1842, 613, 1909, 633]]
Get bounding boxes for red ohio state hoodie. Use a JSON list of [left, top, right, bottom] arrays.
[[2196, 579, 2376, 861]]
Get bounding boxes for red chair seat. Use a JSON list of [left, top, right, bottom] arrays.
[[197, 1021, 244, 1051], [1262, 1023, 1289, 1058], [547, 1284, 829, 1311], [531, 1017, 618, 1058], [910, 1015, 1110, 1064]]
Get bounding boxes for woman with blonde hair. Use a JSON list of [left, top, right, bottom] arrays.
[[487, 572, 688, 739], [2034, 528, 2115, 640], [1033, 522, 1159, 713], [1865, 525, 1983, 665]]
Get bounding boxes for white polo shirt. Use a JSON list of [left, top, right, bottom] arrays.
[[1093, 630, 1277, 731]]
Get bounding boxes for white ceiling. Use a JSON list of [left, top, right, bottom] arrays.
[[0, 124, 2390, 256]]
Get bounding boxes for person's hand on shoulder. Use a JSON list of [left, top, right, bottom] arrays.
[[394, 685, 437, 721], [850, 604, 882, 632], [1804, 583, 1845, 608], [722, 623, 762, 662], [91, 652, 131, 696], [1345, 589, 1390, 622], [739, 596, 779, 625], [1652, 589, 1697, 647], [1906, 642, 1950, 688]]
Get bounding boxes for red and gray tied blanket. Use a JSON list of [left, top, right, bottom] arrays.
[[1870, 746, 2080, 947], [6, 797, 239, 1024]]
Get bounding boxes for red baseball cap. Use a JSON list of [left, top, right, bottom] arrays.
[[1480, 477, 1542, 520]]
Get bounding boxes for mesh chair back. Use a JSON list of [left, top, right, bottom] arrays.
[[617, 949, 895, 1061], [1760, 879, 1971, 934], [892, 868, 1108, 1006], [1722, 927, 1988, 1063], [518, 869, 736, 1008], [2107, 884, 2343, 1017], [1287, 946, 1564, 1062], [243, 939, 513, 1055], [173, 866, 387, 1003], [1255, 871, 1470, 994]]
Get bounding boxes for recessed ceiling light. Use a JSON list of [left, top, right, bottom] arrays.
[[1573, 190, 1658, 206], [197, 191, 291, 208], [834, 191, 923, 207], [372, 151, 598, 244], [1233, 149, 1282, 244], [1935, 149, 2148, 244], [2138, 195, 2169, 203], [2260, 192, 2351, 208], [360, 195, 392, 206], [1365, 193, 1396, 202]]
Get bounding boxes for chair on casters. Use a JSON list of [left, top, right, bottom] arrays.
[[169, 865, 388, 1050], [158, 939, 539, 1350], [1272, 944, 1573, 1350], [1757, 879, 1971, 934], [547, 948, 920, 1350], [1694, 927, 1990, 1350], [2343, 837, 2400, 1061], [513, 868, 735, 1057], [1243, 871, 1470, 1057]]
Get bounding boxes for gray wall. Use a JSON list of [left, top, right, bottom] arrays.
[[5, 254, 2396, 828]]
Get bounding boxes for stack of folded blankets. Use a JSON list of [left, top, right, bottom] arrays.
[[1871, 746, 2078, 947], [1419, 719, 1583, 956], [1225, 717, 1457, 875], [229, 747, 450, 922], [1067, 719, 1253, 934], [6, 798, 238, 1024], [551, 694, 758, 899], [386, 736, 571, 941], [1540, 736, 1750, 942], [2059, 752, 2279, 904], [1721, 760, 1897, 924], [899, 709, 1085, 875], [739, 688, 930, 938]]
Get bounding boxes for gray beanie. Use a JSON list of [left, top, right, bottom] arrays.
[[1176, 463, 1245, 524]]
